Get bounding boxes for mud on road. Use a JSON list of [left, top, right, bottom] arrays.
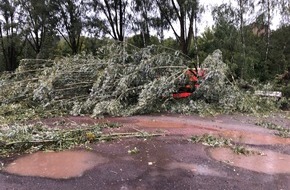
[[1, 113, 290, 190]]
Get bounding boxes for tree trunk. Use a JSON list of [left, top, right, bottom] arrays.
[[265, 0, 271, 62], [194, 12, 199, 67], [238, 0, 246, 79]]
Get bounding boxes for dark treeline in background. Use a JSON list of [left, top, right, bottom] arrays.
[[0, 0, 290, 82]]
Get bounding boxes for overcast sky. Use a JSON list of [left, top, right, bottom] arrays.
[[164, 0, 281, 37], [163, 0, 231, 37]]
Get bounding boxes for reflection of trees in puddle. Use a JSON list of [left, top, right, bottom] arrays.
[[210, 147, 290, 174]]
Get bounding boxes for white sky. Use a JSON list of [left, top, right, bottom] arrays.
[[164, 0, 282, 38], [163, 0, 224, 38], [200, 0, 281, 30]]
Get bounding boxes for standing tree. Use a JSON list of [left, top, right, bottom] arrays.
[[0, 0, 24, 71], [237, 0, 246, 79], [155, 0, 199, 55], [235, 0, 254, 79], [193, 5, 203, 66], [89, 0, 128, 41], [279, 0, 290, 25], [268, 26, 290, 76], [211, 3, 246, 78], [51, 0, 85, 55], [130, 0, 154, 47], [20, 0, 54, 58], [257, 0, 277, 61]]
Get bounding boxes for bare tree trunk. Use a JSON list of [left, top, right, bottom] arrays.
[[119, 0, 124, 41], [265, 0, 271, 62], [0, 23, 8, 70], [238, 0, 246, 79], [156, 0, 197, 56], [194, 12, 199, 67]]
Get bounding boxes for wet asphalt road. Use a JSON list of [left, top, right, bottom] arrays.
[[1, 114, 290, 190]]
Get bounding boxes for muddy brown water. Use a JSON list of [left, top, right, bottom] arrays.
[[210, 147, 290, 174], [4, 150, 107, 179], [110, 115, 290, 145], [220, 130, 290, 145]]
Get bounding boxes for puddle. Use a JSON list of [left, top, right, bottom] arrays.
[[220, 130, 290, 145], [134, 118, 289, 146], [137, 118, 290, 146], [164, 162, 220, 176], [4, 150, 107, 179], [132, 119, 221, 136], [210, 147, 290, 174], [136, 120, 189, 128], [135, 118, 218, 131]]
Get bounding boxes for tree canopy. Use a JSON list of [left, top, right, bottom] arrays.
[[0, 0, 289, 83]]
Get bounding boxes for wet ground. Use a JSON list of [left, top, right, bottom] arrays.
[[1, 113, 290, 190]]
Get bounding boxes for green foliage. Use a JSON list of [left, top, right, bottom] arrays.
[[190, 134, 259, 155], [232, 145, 252, 155], [161, 38, 179, 50], [200, 4, 289, 82], [127, 34, 160, 48], [190, 134, 232, 147], [194, 49, 228, 103], [282, 85, 290, 98], [195, 27, 216, 62], [270, 26, 290, 75], [55, 38, 74, 56]]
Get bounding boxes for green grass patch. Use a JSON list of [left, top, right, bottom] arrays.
[[190, 134, 259, 155], [255, 121, 290, 138]]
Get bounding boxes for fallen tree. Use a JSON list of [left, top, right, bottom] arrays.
[[0, 42, 282, 124]]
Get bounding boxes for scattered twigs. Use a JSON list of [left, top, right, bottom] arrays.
[[99, 132, 162, 141], [255, 121, 290, 138], [190, 134, 262, 155], [0, 122, 163, 157]]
